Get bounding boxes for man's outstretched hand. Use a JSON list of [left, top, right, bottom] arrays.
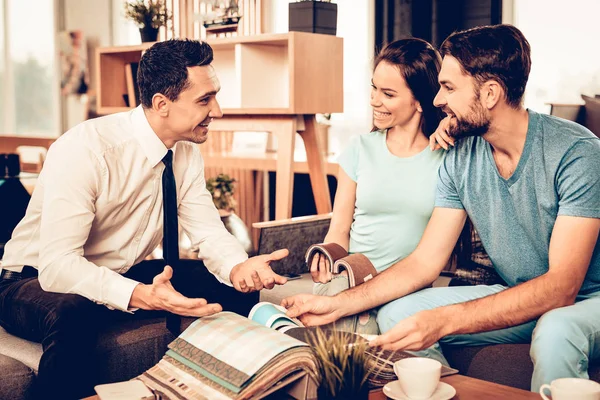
[[230, 249, 290, 293], [129, 266, 222, 317], [281, 293, 343, 327], [369, 309, 446, 351]]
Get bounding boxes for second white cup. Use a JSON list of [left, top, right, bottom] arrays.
[[539, 378, 600, 400], [393, 357, 442, 399]]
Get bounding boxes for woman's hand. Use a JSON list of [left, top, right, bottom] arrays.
[[310, 253, 333, 283], [429, 116, 456, 151]]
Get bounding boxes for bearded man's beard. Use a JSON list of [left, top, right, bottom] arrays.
[[446, 100, 491, 140]]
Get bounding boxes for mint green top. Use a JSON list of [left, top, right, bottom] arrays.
[[337, 130, 445, 272]]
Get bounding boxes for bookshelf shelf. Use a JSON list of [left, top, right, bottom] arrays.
[[201, 151, 339, 176], [96, 32, 343, 115]]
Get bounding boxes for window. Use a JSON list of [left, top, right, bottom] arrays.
[[514, 0, 600, 112], [1, 0, 60, 137]]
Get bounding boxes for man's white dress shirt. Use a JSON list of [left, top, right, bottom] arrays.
[[0, 106, 248, 311]]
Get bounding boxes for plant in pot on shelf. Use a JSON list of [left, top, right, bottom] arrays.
[[206, 173, 253, 254], [124, 0, 171, 43]]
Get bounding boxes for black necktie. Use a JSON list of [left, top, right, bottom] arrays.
[[162, 150, 179, 266], [162, 150, 181, 335]]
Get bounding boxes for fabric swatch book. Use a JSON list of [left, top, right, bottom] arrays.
[[134, 308, 318, 400]]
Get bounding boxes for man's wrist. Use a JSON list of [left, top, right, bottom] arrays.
[[229, 262, 243, 282], [331, 291, 352, 319], [129, 283, 149, 309], [437, 304, 461, 337]]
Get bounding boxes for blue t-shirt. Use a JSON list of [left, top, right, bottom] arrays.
[[338, 130, 445, 272], [436, 110, 600, 294]]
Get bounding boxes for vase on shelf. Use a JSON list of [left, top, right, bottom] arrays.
[[139, 26, 159, 42]]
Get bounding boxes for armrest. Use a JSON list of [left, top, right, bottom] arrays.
[[547, 103, 584, 122]]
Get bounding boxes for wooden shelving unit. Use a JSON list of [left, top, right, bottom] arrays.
[[96, 32, 343, 220], [96, 32, 343, 115]]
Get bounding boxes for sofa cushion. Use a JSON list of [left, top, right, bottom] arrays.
[[94, 317, 176, 384], [443, 344, 533, 390], [443, 343, 600, 390], [257, 218, 330, 275], [582, 94, 600, 137], [0, 326, 42, 372], [0, 317, 175, 386], [450, 225, 507, 287], [0, 354, 35, 400]]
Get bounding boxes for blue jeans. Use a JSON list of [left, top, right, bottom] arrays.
[[376, 284, 600, 391]]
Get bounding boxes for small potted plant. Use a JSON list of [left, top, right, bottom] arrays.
[[307, 328, 372, 400], [206, 173, 252, 253], [124, 0, 171, 42], [206, 173, 238, 215]]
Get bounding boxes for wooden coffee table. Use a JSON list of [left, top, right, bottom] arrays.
[[369, 374, 539, 399], [85, 374, 539, 399]]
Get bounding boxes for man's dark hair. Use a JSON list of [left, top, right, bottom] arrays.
[[374, 38, 444, 137], [440, 24, 531, 108], [138, 39, 213, 108]]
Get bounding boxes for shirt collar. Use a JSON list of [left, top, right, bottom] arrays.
[[130, 105, 174, 168]]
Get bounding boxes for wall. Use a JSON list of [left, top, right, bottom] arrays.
[[262, 0, 375, 154], [111, 0, 141, 46], [512, 0, 600, 112]]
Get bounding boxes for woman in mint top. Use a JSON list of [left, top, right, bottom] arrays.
[[311, 38, 445, 333]]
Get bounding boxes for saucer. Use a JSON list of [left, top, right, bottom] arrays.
[[383, 380, 456, 400]]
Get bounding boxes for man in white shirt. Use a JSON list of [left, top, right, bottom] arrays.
[[0, 39, 288, 399]]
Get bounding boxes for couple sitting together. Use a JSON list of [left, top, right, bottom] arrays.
[[0, 23, 598, 399], [283, 23, 600, 394]]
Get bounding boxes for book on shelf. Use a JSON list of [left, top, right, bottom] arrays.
[[124, 62, 140, 108]]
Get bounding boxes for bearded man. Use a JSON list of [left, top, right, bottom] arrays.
[[281, 24, 600, 391]]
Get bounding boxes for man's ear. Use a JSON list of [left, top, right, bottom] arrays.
[[151, 93, 169, 116], [482, 80, 504, 109]]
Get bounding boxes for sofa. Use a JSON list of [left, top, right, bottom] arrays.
[[2, 212, 599, 398]]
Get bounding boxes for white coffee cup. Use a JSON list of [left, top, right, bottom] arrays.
[[539, 378, 600, 400], [393, 357, 442, 399]]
